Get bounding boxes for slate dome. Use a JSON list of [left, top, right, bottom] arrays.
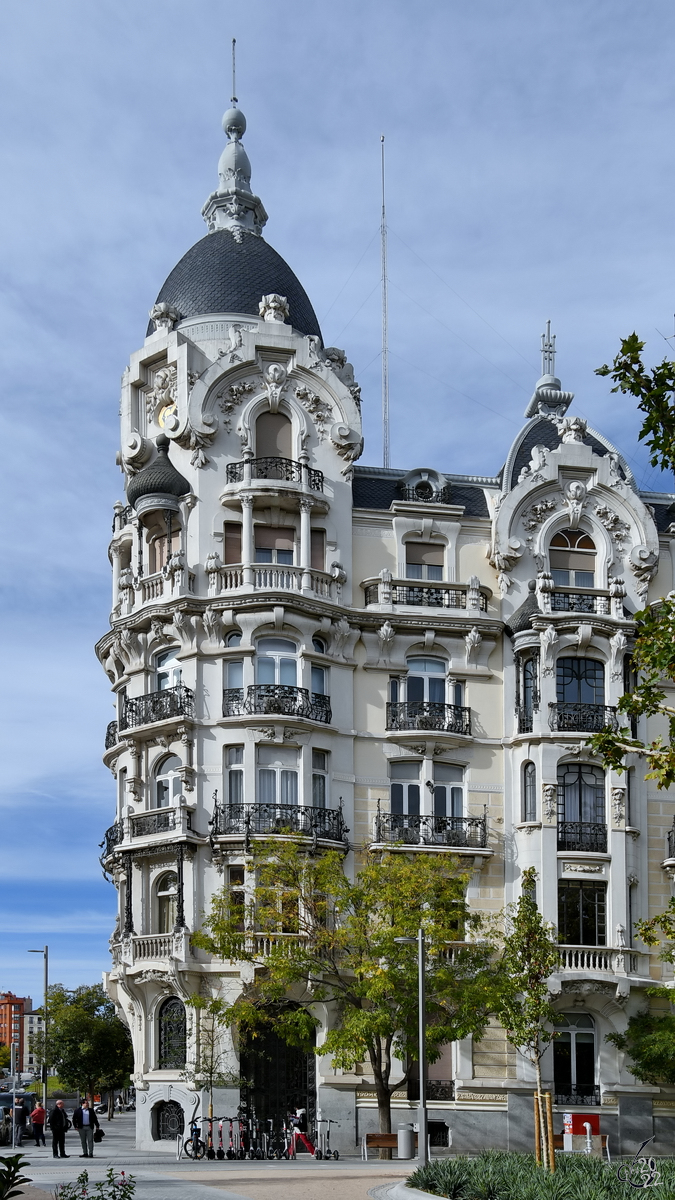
[[127, 435, 191, 509], [148, 230, 323, 340]]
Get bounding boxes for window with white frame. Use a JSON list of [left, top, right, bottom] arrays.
[[433, 763, 463, 818], [256, 638, 297, 686], [522, 762, 537, 822], [550, 530, 596, 588], [390, 761, 420, 815], [156, 648, 181, 690], [257, 745, 299, 805], [226, 746, 244, 803], [255, 527, 294, 564], [552, 1013, 597, 1103], [156, 871, 178, 933], [405, 541, 444, 580], [156, 755, 181, 808], [406, 657, 446, 704], [312, 749, 329, 808]]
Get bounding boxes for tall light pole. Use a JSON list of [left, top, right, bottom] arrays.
[[394, 930, 428, 1165], [28, 946, 48, 1110]]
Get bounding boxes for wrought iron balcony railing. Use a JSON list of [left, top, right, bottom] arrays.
[[516, 705, 534, 734], [225, 456, 324, 492], [553, 1087, 600, 1106], [363, 578, 488, 610], [548, 702, 618, 733], [557, 821, 608, 853], [99, 821, 122, 860], [105, 721, 119, 750], [668, 822, 675, 860], [120, 684, 195, 731], [222, 684, 331, 724], [386, 701, 471, 736], [211, 802, 346, 842], [373, 811, 487, 849], [551, 591, 609, 614], [398, 486, 453, 505]]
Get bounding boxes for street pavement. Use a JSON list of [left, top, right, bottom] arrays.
[[3, 1116, 414, 1200]]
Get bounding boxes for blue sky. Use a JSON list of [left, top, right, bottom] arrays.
[[2, 0, 675, 999]]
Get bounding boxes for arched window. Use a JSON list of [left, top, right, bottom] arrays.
[[156, 872, 178, 933], [405, 657, 447, 704], [522, 762, 536, 822], [550, 530, 596, 589], [153, 1099, 185, 1141], [256, 410, 292, 459], [156, 755, 181, 808], [256, 637, 298, 686], [553, 1013, 597, 1105], [157, 997, 186, 1069], [156, 648, 181, 691]]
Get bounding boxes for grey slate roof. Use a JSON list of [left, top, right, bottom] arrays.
[[148, 229, 322, 340], [351, 469, 489, 517], [509, 418, 625, 490], [127, 436, 190, 508], [505, 580, 541, 636]]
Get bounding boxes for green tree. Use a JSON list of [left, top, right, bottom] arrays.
[[493, 868, 560, 1171], [30, 984, 133, 1112], [589, 335, 675, 787], [193, 842, 498, 1136], [607, 1009, 675, 1086], [0, 1044, 10, 1070]]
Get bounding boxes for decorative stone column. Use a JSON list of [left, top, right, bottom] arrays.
[[241, 494, 254, 586], [300, 497, 313, 592]]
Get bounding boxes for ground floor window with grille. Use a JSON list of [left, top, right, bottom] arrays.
[[553, 1013, 598, 1105], [558, 880, 607, 946], [157, 997, 187, 1069]]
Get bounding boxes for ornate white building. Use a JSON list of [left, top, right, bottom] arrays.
[[99, 101, 675, 1154]]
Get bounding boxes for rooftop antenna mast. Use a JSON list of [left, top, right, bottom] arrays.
[[381, 135, 390, 469], [541, 319, 556, 376], [231, 37, 237, 103]]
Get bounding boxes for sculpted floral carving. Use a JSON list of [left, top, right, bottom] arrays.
[[609, 629, 628, 681], [149, 303, 181, 332], [522, 498, 557, 531], [465, 627, 482, 665], [542, 784, 557, 822], [489, 538, 523, 597], [377, 620, 395, 660], [540, 624, 558, 676], [629, 545, 658, 600], [219, 380, 255, 431], [611, 787, 625, 826], [295, 385, 333, 440], [331, 422, 363, 463], [563, 480, 587, 529], [259, 293, 289, 323], [595, 504, 631, 547]]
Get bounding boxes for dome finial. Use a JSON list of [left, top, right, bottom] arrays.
[[201, 42, 268, 240], [231, 36, 237, 105], [523, 320, 574, 420]]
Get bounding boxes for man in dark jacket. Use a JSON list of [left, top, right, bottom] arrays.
[[72, 1099, 100, 1158], [48, 1100, 70, 1158], [11, 1099, 27, 1147]]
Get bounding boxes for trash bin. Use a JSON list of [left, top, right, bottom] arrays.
[[398, 1123, 414, 1159]]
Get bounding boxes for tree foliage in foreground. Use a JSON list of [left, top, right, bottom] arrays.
[[607, 1009, 675, 1086], [193, 842, 498, 1133], [588, 335, 675, 787], [30, 984, 133, 1104]]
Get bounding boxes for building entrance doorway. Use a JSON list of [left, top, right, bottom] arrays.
[[240, 1015, 316, 1136]]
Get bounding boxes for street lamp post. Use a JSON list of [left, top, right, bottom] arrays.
[[28, 945, 48, 1110], [394, 929, 428, 1166]]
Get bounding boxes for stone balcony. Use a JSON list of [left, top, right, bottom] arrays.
[[225, 455, 324, 493], [362, 575, 489, 612], [206, 562, 338, 601], [210, 801, 347, 847]]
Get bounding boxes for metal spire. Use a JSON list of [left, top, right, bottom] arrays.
[[381, 135, 390, 470], [231, 38, 237, 104], [541, 320, 556, 376]]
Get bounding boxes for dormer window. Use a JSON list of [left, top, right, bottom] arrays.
[[550, 530, 595, 589]]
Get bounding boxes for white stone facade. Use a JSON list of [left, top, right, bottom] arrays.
[[98, 106, 675, 1154]]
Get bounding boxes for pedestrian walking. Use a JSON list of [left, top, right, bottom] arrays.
[[30, 1101, 47, 1146], [289, 1107, 315, 1155], [72, 1099, 100, 1158], [48, 1099, 70, 1159], [11, 1099, 27, 1147]]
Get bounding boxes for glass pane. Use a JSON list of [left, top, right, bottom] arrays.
[[551, 569, 570, 587], [389, 678, 399, 703], [277, 549, 294, 565], [391, 783, 404, 814], [258, 638, 297, 653], [311, 665, 325, 695], [434, 764, 463, 783], [312, 774, 326, 808], [172, 776, 181, 797], [227, 746, 244, 766], [257, 658, 276, 684], [409, 658, 445, 673], [575, 1037, 595, 1090], [257, 746, 298, 767], [429, 677, 445, 703], [391, 762, 421, 780], [434, 785, 446, 817], [575, 570, 594, 588], [450, 787, 463, 818], [255, 548, 273, 562], [229, 769, 243, 804], [426, 564, 443, 580], [406, 563, 423, 579], [258, 769, 276, 804], [224, 523, 242, 565], [407, 676, 424, 703], [553, 1037, 572, 1093], [280, 658, 297, 686], [408, 784, 420, 816], [228, 660, 243, 688], [281, 770, 298, 804], [156, 781, 169, 808]]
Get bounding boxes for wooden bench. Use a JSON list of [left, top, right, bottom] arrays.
[[361, 1132, 418, 1159]]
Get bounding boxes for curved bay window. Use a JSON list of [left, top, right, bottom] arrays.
[[558, 880, 607, 946], [155, 755, 181, 808], [156, 648, 182, 690], [553, 1013, 598, 1105], [550, 529, 596, 588], [557, 762, 606, 851], [515, 652, 539, 733], [522, 762, 537, 822], [156, 871, 178, 933], [157, 997, 186, 1069], [552, 658, 611, 733]]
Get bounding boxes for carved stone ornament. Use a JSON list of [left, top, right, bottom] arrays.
[[517, 445, 549, 485], [542, 783, 557, 822], [562, 862, 604, 874], [555, 415, 588, 443], [611, 787, 626, 826], [609, 629, 627, 681], [465, 627, 482, 665], [330, 422, 364, 463], [217, 322, 256, 364], [377, 620, 395, 659], [629, 545, 658, 600], [295, 386, 333, 440], [202, 606, 224, 645], [149, 302, 181, 332], [522, 498, 557, 531], [146, 365, 177, 421], [263, 363, 288, 410], [331, 617, 351, 657], [259, 293, 290, 323], [219, 380, 255, 432], [595, 504, 631, 548], [563, 480, 587, 529], [122, 431, 152, 473], [540, 624, 558, 677], [489, 538, 523, 597]]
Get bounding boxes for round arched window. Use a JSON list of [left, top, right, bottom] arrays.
[[158, 997, 186, 1070], [550, 530, 596, 589], [156, 872, 178, 934], [155, 756, 181, 808]]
